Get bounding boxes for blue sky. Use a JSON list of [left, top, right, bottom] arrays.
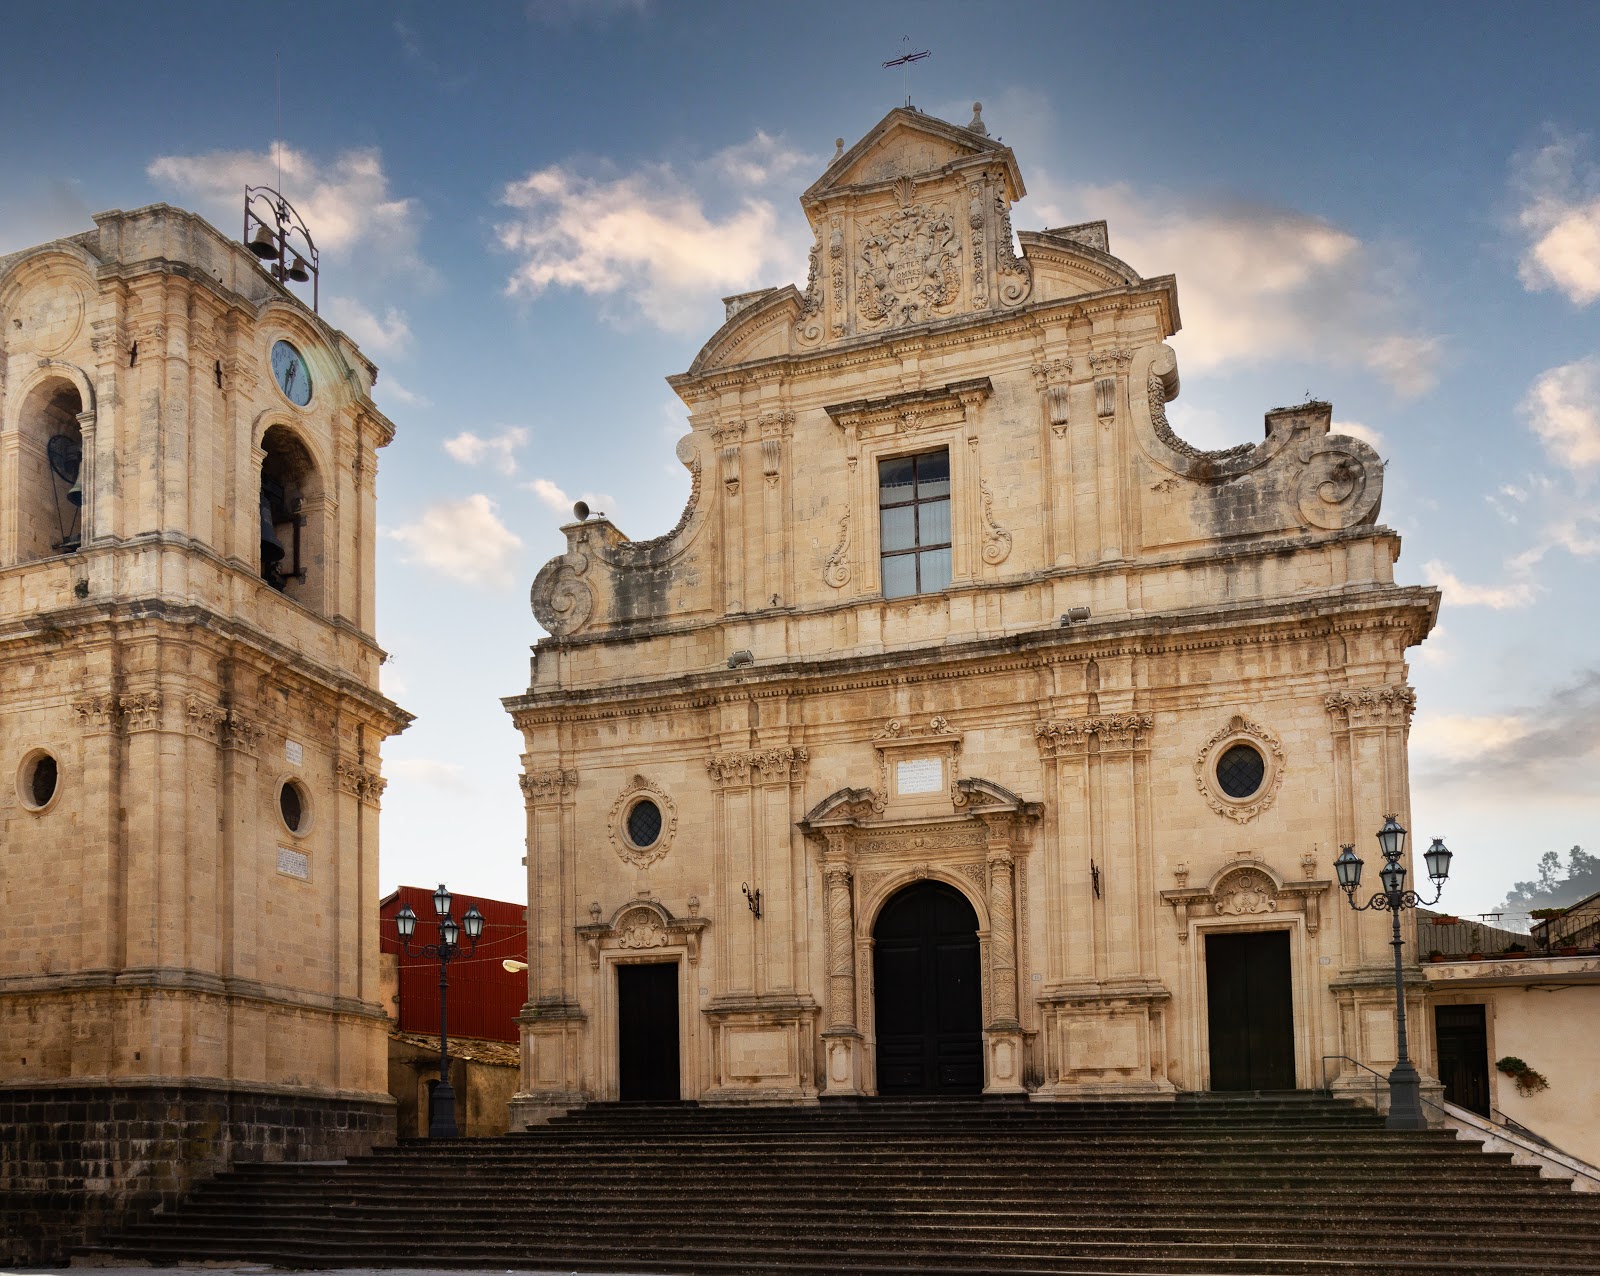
[[5, 1, 1598, 920]]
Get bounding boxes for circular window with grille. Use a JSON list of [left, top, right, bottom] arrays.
[[627, 798, 663, 849], [1194, 715, 1284, 824], [1215, 743, 1266, 799], [18, 750, 61, 812]]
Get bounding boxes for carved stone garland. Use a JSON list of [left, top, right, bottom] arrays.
[[576, 898, 708, 968], [608, 774, 678, 867], [1193, 714, 1285, 825], [1160, 860, 1331, 943]]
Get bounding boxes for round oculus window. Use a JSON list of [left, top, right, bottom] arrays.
[[24, 753, 59, 809], [279, 780, 307, 834], [626, 798, 663, 849], [1216, 743, 1266, 800]]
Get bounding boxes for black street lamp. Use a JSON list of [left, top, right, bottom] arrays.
[[395, 884, 485, 1137], [1334, 816, 1453, 1131]]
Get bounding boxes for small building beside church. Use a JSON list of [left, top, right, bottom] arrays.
[[0, 204, 409, 1260], [506, 105, 1440, 1123]]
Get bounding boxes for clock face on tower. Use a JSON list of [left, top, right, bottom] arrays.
[[271, 340, 313, 406]]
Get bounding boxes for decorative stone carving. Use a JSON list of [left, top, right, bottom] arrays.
[[577, 898, 708, 969], [994, 191, 1031, 306], [797, 225, 823, 343], [530, 561, 593, 637], [826, 379, 991, 464], [1293, 445, 1371, 529], [856, 202, 960, 328], [979, 478, 1012, 565], [1214, 869, 1278, 916], [608, 775, 678, 867], [72, 695, 119, 732], [1094, 377, 1117, 420], [119, 692, 162, 731], [1088, 347, 1136, 371], [706, 747, 809, 787], [185, 697, 228, 742], [73, 693, 164, 733], [823, 510, 851, 588], [1035, 714, 1154, 758], [761, 436, 781, 487], [336, 757, 387, 806], [1161, 860, 1331, 942], [1324, 684, 1417, 727], [720, 444, 741, 494], [520, 768, 578, 803], [1194, 714, 1285, 824]]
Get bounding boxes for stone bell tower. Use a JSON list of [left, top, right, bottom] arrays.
[[0, 204, 411, 1262]]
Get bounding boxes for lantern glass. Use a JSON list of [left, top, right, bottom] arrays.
[[1379, 855, 1406, 896], [464, 905, 485, 939], [433, 883, 452, 917], [396, 904, 416, 939], [1376, 816, 1406, 861], [1334, 845, 1364, 891], [441, 917, 460, 947], [1424, 838, 1452, 883]]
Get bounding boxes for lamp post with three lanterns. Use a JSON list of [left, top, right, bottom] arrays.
[[395, 884, 484, 1137], [1333, 817, 1453, 1131]]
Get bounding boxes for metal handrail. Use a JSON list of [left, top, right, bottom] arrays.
[[1321, 1053, 1600, 1188]]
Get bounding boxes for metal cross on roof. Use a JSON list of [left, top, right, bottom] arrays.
[[883, 36, 930, 108]]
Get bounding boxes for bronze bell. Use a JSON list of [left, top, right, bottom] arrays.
[[248, 224, 279, 259], [259, 493, 286, 567], [285, 253, 311, 283]]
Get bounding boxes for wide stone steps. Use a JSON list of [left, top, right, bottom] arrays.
[[82, 1095, 1600, 1275]]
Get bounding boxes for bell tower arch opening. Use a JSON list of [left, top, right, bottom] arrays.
[[258, 423, 323, 609], [12, 377, 85, 563], [872, 879, 983, 1095]]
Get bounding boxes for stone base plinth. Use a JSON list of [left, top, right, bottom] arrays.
[[0, 1081, 394, 1265]]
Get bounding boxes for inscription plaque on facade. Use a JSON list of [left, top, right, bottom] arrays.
[[277, 846, 310, 880], [896, 757, 943, 795], [285, 740, 304, 766]]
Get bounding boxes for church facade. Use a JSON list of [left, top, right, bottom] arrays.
[[507, 106, 1438, 1120], [0, 205, 408, 1258]]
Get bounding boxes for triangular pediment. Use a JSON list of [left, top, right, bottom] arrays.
[[802, 108, 1023, 208]]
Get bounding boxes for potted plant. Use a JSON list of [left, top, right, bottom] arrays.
[[1466, 926, 1484, 960], [1427, 948, 1445, 963], [1499, 942, 1527, 955], [1496, 1056, 1550, 1096]]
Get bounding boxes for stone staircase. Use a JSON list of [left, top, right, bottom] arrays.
[[83, 1094, 1600, 1275]]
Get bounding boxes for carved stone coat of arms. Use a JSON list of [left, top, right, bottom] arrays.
[[857, 203, 960, 328]]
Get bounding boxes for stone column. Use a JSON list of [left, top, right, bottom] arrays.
[[818, 833, 863, 1095], [981, 816, 1025, 1094]]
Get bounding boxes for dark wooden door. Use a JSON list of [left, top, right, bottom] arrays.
[[873, 881, 982, 1094], [1435, 1004, 1490, 1117], [617, 962, 680, 1101], [1206, 930, 1296, 1091]]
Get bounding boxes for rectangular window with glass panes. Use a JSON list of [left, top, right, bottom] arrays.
[[878, 449, 952, 598]]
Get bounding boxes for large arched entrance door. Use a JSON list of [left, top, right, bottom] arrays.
[[873, 880, 982, 1095]]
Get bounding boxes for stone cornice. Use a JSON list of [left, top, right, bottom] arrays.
[[506, 588, 1435, 727]]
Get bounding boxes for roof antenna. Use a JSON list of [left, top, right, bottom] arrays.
[[882, 36, 930, 109]]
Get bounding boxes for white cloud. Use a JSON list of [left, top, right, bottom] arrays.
[[1422, 560, 1537, 610], [1410, 714, 1533, 764], [1332, 419, 1384, 450], [495, 133, 816, 332], [376, 376, 430, 410], [1027, 180, 1441, 396], [147, 142, 427, 277], [385, 757, 473, 792], [384, 494, 522, 588], [1513, 131, 1600, 306], [523, 477, 617, 520], [444, 427, 530, 475], [1522, 356, 1600, 476], [326, 297, 412, 356]]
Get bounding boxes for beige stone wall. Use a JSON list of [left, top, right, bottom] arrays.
[[0, 205, 408, 1107], [1427, 959, 1600, 1167], [508, 108, 1441, 1117]]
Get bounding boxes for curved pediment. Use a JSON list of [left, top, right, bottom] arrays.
[[684, 285, 801, 376], [1018, 229, 1146, 301]]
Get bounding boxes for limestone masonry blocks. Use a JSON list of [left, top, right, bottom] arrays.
[[507, 106, 1440, 1120]]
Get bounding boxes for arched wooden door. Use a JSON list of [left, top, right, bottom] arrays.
[[873, 880, 983, 1094]]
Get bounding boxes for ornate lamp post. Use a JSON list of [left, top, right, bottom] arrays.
[[1334, 817, 1453, 1131], [395, 884, 484, 1137]]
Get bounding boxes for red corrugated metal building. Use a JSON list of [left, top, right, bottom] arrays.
[[379, 886, 527, 1043]]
